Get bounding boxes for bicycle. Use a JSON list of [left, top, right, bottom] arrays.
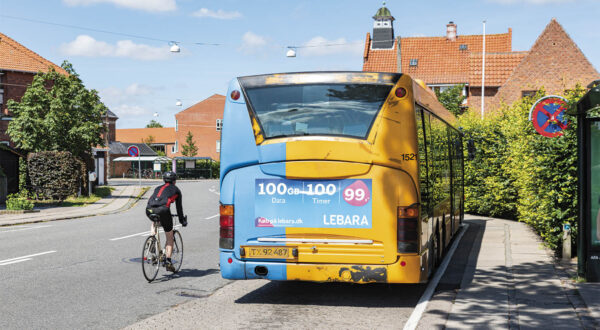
[[142, 214, 185, 282]]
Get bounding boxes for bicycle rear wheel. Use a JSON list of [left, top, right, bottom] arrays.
[[142, 236, 160, 282], [171, 230, 183, 273]]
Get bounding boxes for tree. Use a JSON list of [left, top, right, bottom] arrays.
[[6, 61, 107, 161], [142, 135, 155, 144], [181, 131, 198, 157], [434, 84, 466, 117], [146, 120, 163, 128]]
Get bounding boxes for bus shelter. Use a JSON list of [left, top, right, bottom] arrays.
[[574, 80, 600, 281], [172, 157, 215, 179], [112, 156, 172, 178]]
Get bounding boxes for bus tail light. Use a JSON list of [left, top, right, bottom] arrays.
[[397, 205, 419, 253], [220, 204, 234, 249]]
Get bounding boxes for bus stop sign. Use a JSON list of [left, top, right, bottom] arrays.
[[529, 96, 569, 138], [127, 145, 139, 157]]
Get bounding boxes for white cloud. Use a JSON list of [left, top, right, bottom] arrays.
[[62, 0, 176, 12], [299, 37, 363, 57], [487, 0, 573, 4], [60, 35, 171, 60], [100, 83, 157, 104], [192, 8, 242, 19], [111, 104, 150, 117], [238, 31, 268, 55]]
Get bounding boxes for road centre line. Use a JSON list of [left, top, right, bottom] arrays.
[[205, 214, 219, 220], [403, 223, 470, 330], [0, 250, 57, 265], [0, 258, 32, 266], [0, 225, 52, 234], [109, 224, 181, 241]]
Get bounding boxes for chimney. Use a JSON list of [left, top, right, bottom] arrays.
[[446, 21, 457, 41]]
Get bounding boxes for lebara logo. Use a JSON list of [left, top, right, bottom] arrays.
[[343, 180, 371, 207], [255, 217, 274, 227]]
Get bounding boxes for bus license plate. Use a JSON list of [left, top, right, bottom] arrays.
[[244, 246, 294, 259]]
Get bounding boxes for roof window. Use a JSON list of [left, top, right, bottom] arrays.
[[459, 44, 468, 51], [409, 59, 418, 67]]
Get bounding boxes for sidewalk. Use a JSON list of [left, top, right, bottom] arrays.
[[0, 184, 148, 226], [441, 215, 600, 329]]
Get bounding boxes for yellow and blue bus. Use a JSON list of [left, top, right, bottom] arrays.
[[219, 72, 463, 283]]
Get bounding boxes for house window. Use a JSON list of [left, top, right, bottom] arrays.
[[175, 119, 178, 132], [459, 44, 468, 51], [216, 140, 221, 153], [522, 90, 538, 98], [216, 119, 223, 131], [409, 59, 418, 67], [172, 141, 178, 153], [0, 89, 3, 105]]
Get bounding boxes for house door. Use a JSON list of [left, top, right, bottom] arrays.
[[98, 158, 105, 185]]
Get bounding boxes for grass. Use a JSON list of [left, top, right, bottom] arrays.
[[34, 186, 116, 208]]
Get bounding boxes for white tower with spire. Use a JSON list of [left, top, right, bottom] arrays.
[[372, 1, 395, 49]]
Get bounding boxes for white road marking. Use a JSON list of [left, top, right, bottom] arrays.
[[403, 223, 470, 330], [0, 225, 52, 234], [0, 250, 57, 266], [109, 224, 182, 241], [205, 214, 219, 220], [209, 187, 220, 195], [0, 258, 32, 266]]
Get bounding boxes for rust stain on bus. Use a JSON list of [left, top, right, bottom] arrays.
[[339, 266, 387, 283]]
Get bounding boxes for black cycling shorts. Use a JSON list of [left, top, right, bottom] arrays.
[[146, 206, 173, 232]]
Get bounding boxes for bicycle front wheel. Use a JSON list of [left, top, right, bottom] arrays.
[[142, 236, 160, 282], [171, 230, 183, 273]]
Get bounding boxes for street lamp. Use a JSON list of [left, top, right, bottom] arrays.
[[286, 47, 297, 58], [175, 99, 182, 107], [169, 41, 181, 53]]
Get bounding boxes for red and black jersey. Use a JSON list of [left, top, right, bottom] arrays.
[[147, 183, 184, 218]]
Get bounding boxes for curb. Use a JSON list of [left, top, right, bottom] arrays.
[[0, 209, 40, 215], [0, 186, 151, 227]]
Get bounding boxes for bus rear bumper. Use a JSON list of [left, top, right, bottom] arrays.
[[220, 251, 427, 283]]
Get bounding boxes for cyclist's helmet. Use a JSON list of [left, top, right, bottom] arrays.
[[163, 171, 177, 183]]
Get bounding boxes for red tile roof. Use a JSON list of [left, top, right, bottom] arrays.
[[116, 127, 175, 143], [362, 33, 398, 72], [469, 52, 528, 86], [363, 29, 514, 85], [0, 32, 67, 75]]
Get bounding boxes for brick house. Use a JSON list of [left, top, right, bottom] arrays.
[[174, 94, 225, 161], [0, 32, 118, 186], [363, 5, 599, 113], [0, 32, 68, 145]]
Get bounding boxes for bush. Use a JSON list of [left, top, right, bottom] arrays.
[[6, 191, 34, 210], [459, 86, 585, 252], [28, 151, 82, 201]]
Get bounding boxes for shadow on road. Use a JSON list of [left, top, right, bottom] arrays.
[[235, 280, 427, 308], [170, 268, 220, 279]]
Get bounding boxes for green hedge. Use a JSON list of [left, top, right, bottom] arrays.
[[459, 87, 585, 252], [28, 151, 83, 201]]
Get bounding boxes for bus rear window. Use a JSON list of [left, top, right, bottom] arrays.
[[244, 84, 392, 139]]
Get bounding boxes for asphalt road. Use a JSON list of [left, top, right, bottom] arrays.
[[0, 179, 459, 329], [0, 180, 226, 329]]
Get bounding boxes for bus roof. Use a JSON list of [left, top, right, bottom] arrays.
[[238, 71, 401, 88]]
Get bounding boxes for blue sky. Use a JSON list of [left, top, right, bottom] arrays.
[[0, 0, 598, 128]]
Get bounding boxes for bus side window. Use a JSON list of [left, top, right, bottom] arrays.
[[429, 115, 450, 209], [416, 108, 429, 217]]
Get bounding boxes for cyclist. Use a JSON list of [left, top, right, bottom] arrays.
[[146, 171, 187, 272]]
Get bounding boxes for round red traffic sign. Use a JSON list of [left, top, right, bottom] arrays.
[[127, 145, 140, 157], [529, 96, 569, 138]]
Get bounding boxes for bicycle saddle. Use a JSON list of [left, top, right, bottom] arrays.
[[149, 214, 161, 222]]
